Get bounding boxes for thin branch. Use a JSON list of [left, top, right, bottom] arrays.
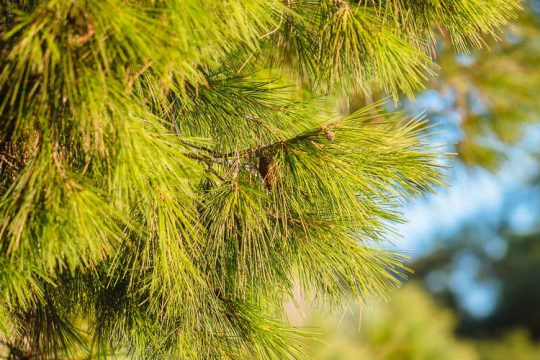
[[214, 121, 343, 159]]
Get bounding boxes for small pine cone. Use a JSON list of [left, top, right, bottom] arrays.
[[326, 130, 335, 141], [258, 155, 277, 190]]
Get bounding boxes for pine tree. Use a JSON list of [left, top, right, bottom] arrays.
[[0, 1, 519, 358]]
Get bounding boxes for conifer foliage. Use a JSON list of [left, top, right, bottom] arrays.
[[0, 1, 519, 358]]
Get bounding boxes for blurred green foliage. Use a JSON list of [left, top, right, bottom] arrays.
[[478, 331, 540, 360], [431, 2, 540, 168], [414, 211, 540, 338], [306, 284, 476, 360], [303, 284, 540, 360]]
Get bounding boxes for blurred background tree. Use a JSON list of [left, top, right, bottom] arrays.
[[301, 284, 540, 360], [409, 0, 540, 341], [305, 284, 478, 360], [433, 3, 540, 168]]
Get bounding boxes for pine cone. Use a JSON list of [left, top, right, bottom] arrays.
[[326, 130, 335, 141], [258, 155, 277, 190]]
